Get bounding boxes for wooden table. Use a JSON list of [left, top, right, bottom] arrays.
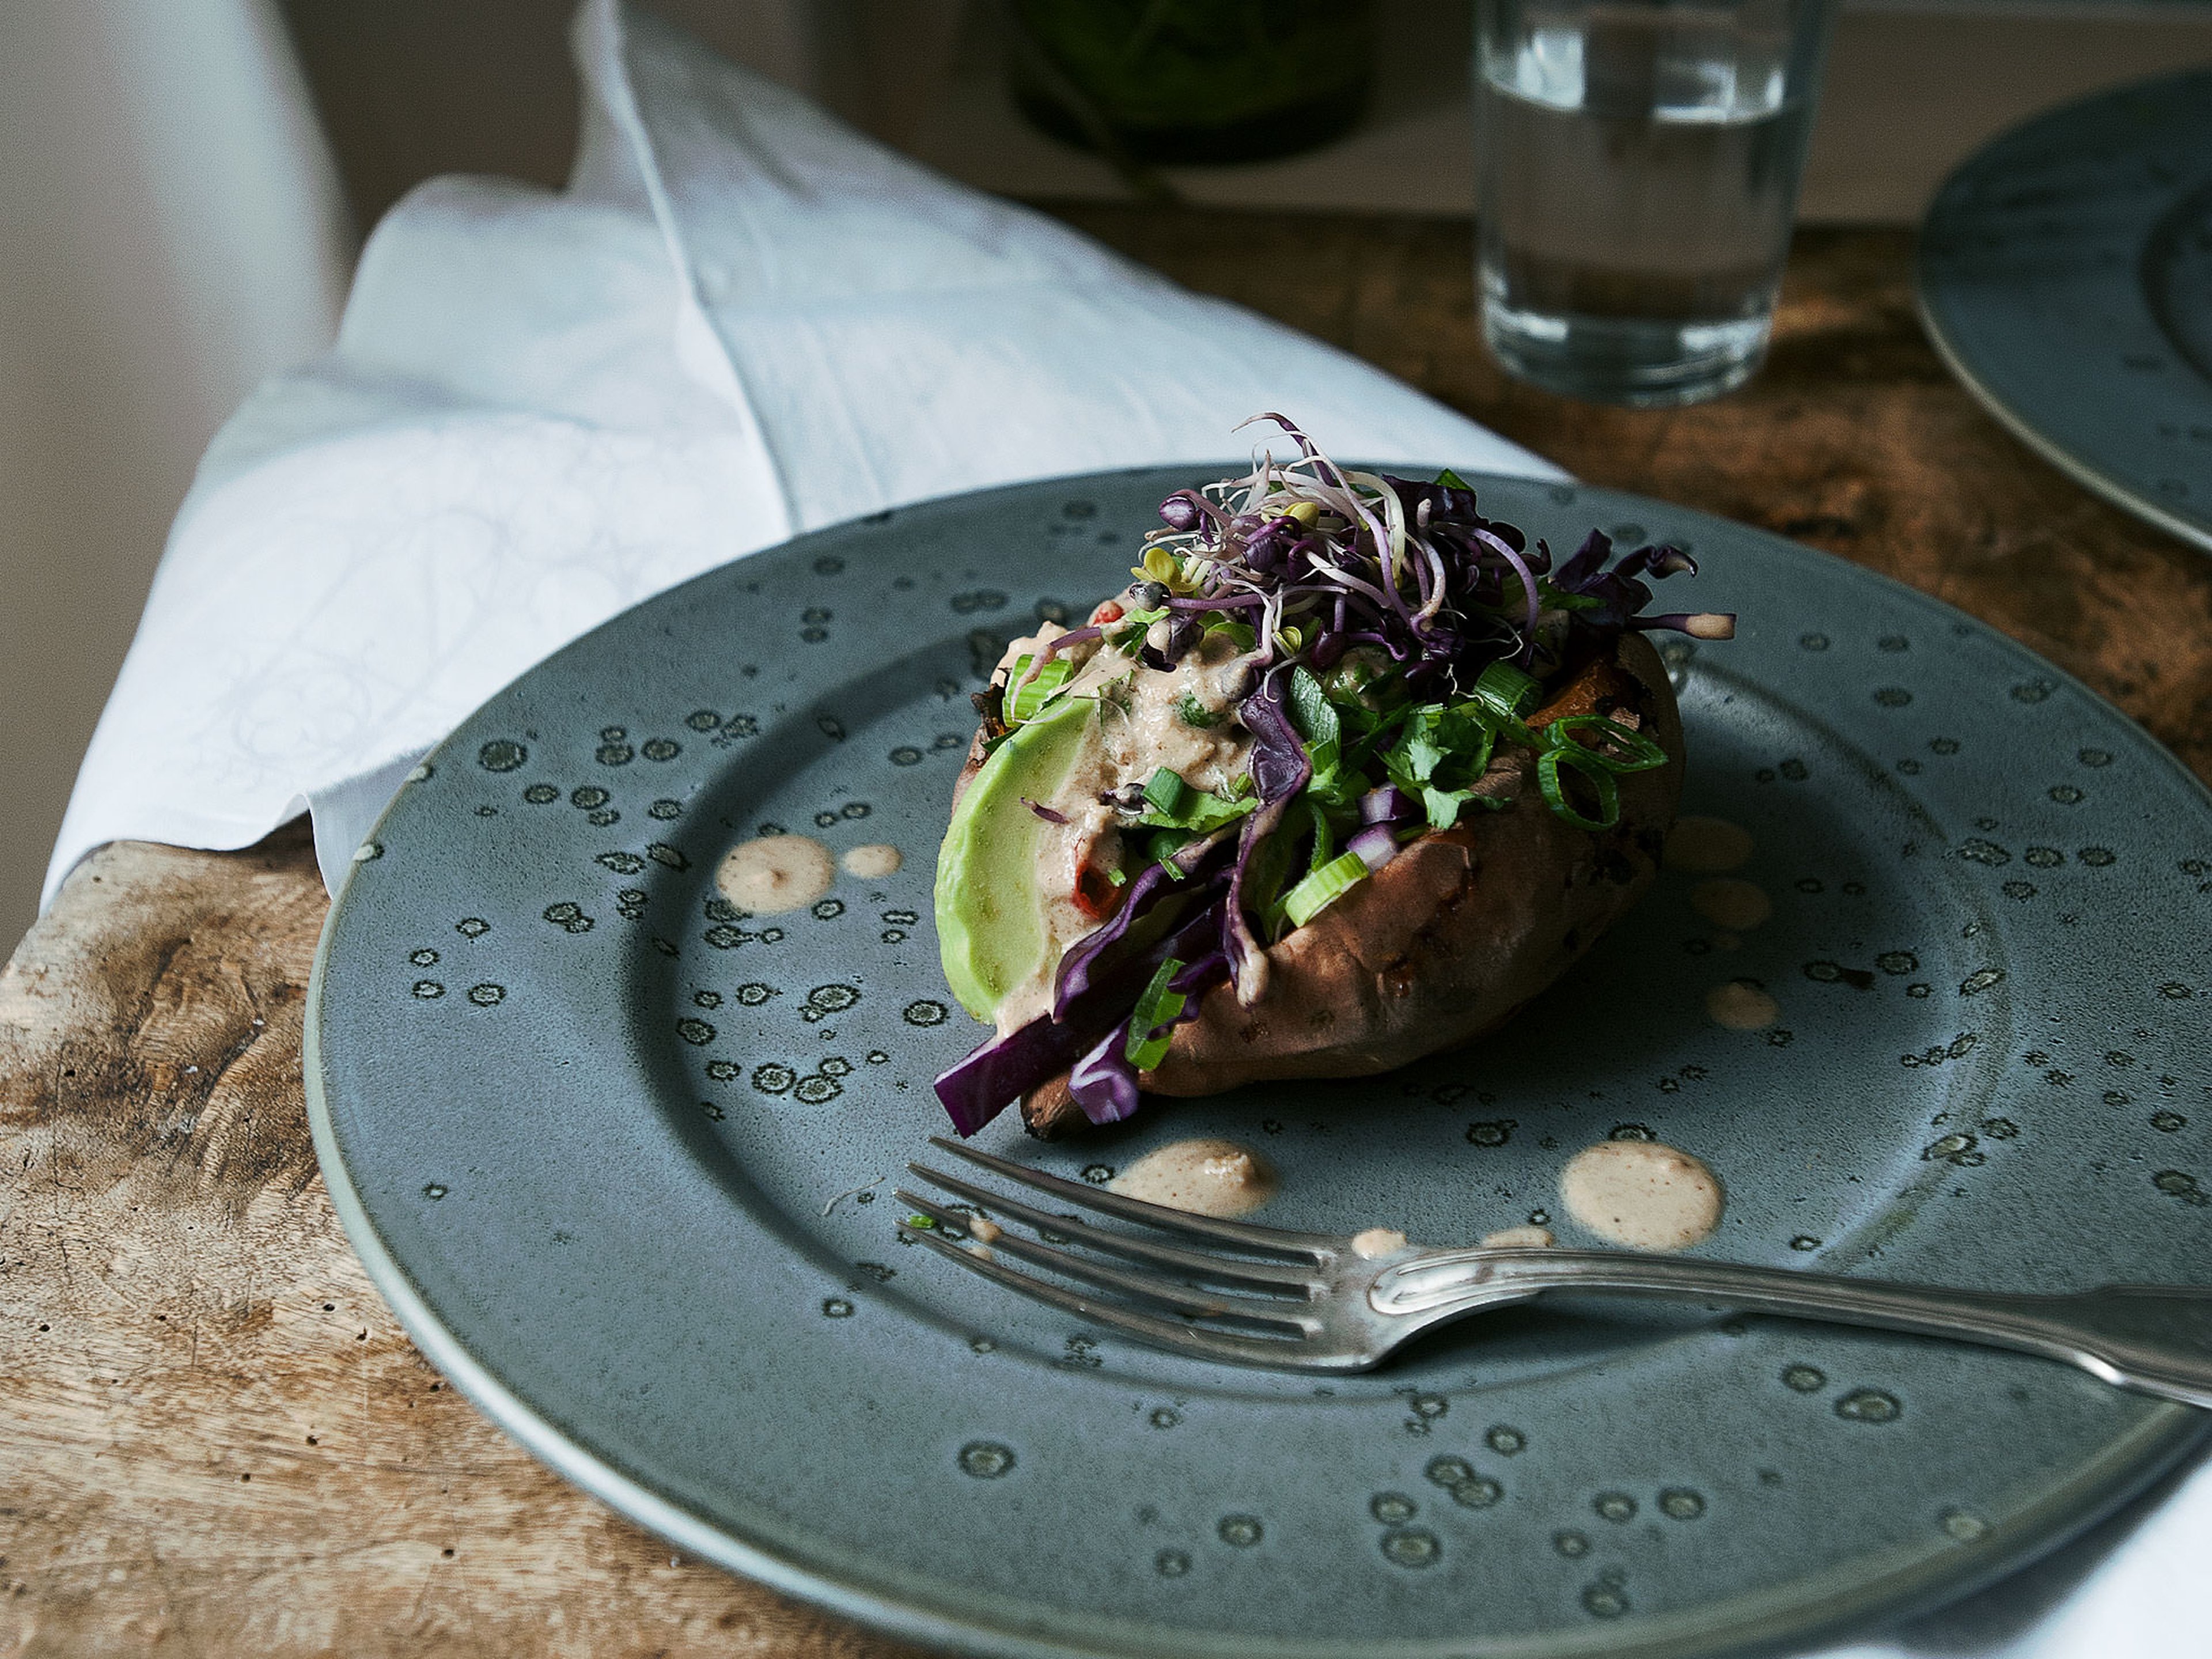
[[6, 216, 2210, 1658]]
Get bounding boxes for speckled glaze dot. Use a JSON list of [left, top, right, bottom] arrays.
[[522, 783, 559, 804], [1424, 1456, 1474, 1487], [1554, 1530, 1590, 1558], [891, 746, 923, 766], [1371, 1493, 1418, 1524], [1217, 1515, 1263, 1548], [642, 738, 680, 762], [571, 786, 610, 809], [353, 841, 382, 863], [1466, 1119, 1514, 1147], [1659, 1488, 1706, 1520], [1452, 1477, 1502, 1509], [596, 743, 634, 766], [2154, 1170, 2208, 1205], [1783, 1363, 1827, 1392], [1594, 1493, 1637, 1523], [2049, 784, 2085, 804], [736, 984, 777, 1005], [2079, 846, 2116, 866], [410, 981, 445, 999], [955, 1441, 1016, 1479], [1873, 687, 1913, 707], [676, 1018, 715, 1046], [478, 739, 527, 772], [1154, 1549, 1190, 1578], [466, 983, 506, 1007], [1836, 1389, 1903, 1423], [1486, 1426, 1527, 1456], [821, 1297, 853, 1319], [649, 798, 683, 820], [2153, 1111, 2188, 1132], [811, 898, 844, 920], [903, 999, 948, 1026], [1380, 1528, 1440, 1569], [423, 1183, 446, 1199], [1940, 1508, 1990, 1542], [752, 1064, 796, 1095], [1149, 1407, 1180, 1429], [1960, 968, 2005, 995], [1582, 1584, 1630, 1619], [410, 949, 440, 966], [1798, 632, 1830, 651], [793, 1076, 842, 1104]]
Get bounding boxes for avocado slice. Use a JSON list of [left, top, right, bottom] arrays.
[[935, 695, 1098, 1022]]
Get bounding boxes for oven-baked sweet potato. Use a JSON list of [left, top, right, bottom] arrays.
[[1004, 634, 1681, 1136]]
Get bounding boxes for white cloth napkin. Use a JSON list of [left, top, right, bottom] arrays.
[[43, 2, 2205, 1651], [41, 0, 1557, 906]]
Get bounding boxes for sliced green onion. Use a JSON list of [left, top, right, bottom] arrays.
[[1143, 767, 1192, 817], [1106, 866, 1128, 888], [1282, 850, 1370, 928], [904, 1214, 935, 1229], [1006, 656, 1073, 722], [1471, 660, 1540, 721], [1124, 956, 1188, 1070], [1537, 747, 1621, 831], [1543, 714, 1669, 772], [1148, 827, 1194, 873]]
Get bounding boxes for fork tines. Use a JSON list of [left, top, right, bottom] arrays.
[[899, 1137, 1335, 1365]]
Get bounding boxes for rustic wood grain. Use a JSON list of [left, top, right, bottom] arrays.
[[5, 218, 2209, 1658]]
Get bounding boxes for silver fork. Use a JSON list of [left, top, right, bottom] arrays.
[[900, 1137, 2212, 1408]]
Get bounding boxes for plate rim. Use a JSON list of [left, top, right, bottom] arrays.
[[306, 465, 2212, 1659], [1915, 66, 2212, 558]]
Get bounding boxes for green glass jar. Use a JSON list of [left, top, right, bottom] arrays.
[[1008, 0, 1376, 166]]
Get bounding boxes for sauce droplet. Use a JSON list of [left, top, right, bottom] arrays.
[[1706, 980, 1781, 1030], [1109, 1139, 1277, 1218], [841, 843, 902, 878], [1666, 815, 1753, 873], [1351, 1226, 1408, 1259], [1559, 1140, 1724, 1252], [1480, 1224, 1555, 1249], [717, 835, 835, 913], [1691, 877, 1772, 931]]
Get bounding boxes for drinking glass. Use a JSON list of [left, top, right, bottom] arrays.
[[1474, 0, 1835, 406]]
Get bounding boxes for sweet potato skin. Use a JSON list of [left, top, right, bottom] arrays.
[[950, 635, 1684, 1136]]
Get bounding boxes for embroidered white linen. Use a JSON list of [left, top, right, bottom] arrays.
[[42, 0, 1559, 905]]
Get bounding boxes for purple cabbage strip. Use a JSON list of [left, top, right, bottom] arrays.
[[1022, 797, 1068, 824], [1068, 1027, 1142, 1124]]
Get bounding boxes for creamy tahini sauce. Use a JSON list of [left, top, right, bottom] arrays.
[[1665, 815, 1755, 874], [842, 843, 902, 878], [1706, 979, 1781, 1030], [1481, 1224, 1555, 1249], [1351, 1226, 1408, 1259], [1691, 877, 1771, 931], [717, 834, 834, 913], [987, 619, 1262, 1034], [1559, 1141, 1724, 1252], [1108, 1139, 1277, 1218]]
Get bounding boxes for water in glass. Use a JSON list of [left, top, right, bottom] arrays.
[[1476, 2, 1830, 406]]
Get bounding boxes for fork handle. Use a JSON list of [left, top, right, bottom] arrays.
[[1370, 1249, 2212, 1410]]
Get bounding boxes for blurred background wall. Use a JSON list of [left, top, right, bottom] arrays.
[[4, 0, 2211, 957]]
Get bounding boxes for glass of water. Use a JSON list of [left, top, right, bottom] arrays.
[[1475, 0, 1835, 406]]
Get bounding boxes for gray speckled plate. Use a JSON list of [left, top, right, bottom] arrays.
[[1919, 69, 2212, 554], [306, 468, 2212, 1659]]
